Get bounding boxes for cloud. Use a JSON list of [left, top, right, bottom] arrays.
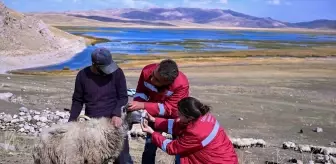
[[219, 0, 228, 4], [267, 0, 280, 5], [183, 0, 214, 8], [125, 0, 157, 8], [267, 0, 291, 6]]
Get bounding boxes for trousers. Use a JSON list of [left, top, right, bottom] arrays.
[[141, 122, 180, 164], [114, 135, 134, 164]]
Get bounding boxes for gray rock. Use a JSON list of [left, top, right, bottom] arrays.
[[34, 111, 41, 115], [330, 142, 336, 146], [0, 92, 13, 101], [296, 160, 303, 164], [33, 115, 40, 121], [39, 117, 48, 123], [238, 117, 244, 120], [0, 143, 16, 151], [314, 127, 323, 133], [29, 127, 35, 133], [24, 124, 30, 130], [26, 115, 32, 122], [19, 112, 25, 116], [13, 115, 18, 119], [19, 117, 25, 122], [41, 123, 47, 127], [36, 122, 42, 126], [19, 107, 29, 113], [10, 119, 19, 123], [18, 124, 24, 128], [57, 119, 68, 124], [18, 128, 25, 132], [3, 114, 13, 123], [283, 141, 296, 149]]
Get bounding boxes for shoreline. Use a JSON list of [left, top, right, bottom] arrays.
[[7, 56, 336, 76], [52, 24, 336, 34], [0, 40, 86, 74]]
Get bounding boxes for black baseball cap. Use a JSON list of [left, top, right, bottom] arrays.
[[91, 48, 118, 74]]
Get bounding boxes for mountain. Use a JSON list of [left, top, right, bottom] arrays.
[[291, 19, 336, 29], [27, 8, 336, 29], [67, 8, 288, 28]]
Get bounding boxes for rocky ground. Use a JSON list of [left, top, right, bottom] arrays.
[[0, 58, 336, 164]]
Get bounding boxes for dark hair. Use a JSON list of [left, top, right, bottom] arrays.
[[157, 59, 179, 83], [178, 97, 211, 121]]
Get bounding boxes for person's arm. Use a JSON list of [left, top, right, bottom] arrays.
[[68, 72, 84, 122], [113, 68, 128, 117], [144, 84, 189, 118], [151, 129, 202, 156], [133, 68, 149, 102], [154, 117, 181, 135]]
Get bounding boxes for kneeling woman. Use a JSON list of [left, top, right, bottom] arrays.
[[141, 97, 238, 164]]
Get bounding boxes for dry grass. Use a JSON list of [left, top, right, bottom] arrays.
[[8, 47, 336, 76]]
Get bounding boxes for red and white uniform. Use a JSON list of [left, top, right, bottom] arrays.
[[151, 113, 239, 164], [133, 63, 189, 119]]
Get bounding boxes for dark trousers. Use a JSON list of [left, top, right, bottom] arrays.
[[114, 135, 134, 164], [141, 122, 180, 164]]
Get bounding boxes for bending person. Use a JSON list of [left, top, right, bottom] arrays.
[[141, 97, 238, 164]]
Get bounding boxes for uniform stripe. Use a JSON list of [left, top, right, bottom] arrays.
[[134, 93, 148, 101], [144, 82, 158, 92], [167, 119, 174, 135], [201, 115, 207, 122], [162, 139, 172, 152], [166, 91, 174, 96], [158, 103, 165, 116], [201, 120, 220, 147]]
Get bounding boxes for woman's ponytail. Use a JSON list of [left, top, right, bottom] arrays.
[[199, 104, 211, 115], [178, 97, 211, 121]]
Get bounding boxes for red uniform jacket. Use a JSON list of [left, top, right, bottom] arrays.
[[133, 63, 189, 119], [151, 113, 239, 164]]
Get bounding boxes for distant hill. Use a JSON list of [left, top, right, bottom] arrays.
[[27, 7, 336, 29], [291, 20, 336, 29]]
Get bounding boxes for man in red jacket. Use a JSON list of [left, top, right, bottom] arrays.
[[128, 59, 189, 164]]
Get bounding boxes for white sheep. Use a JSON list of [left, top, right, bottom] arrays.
[[230, 137, 266, 149], [32, 108, 140, 164]]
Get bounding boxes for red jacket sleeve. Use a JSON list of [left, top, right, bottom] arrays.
[[151, 130, 202, 156], [144, 84, 189, 118], [133, 69, 149, 102], [154, 118, 182, 135]]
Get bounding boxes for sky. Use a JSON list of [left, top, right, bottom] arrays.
[[2, 0, 336, 23]]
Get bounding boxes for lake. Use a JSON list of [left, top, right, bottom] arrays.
[[27, 27, 336, 71]]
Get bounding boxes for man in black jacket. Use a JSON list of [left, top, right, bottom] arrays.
[[68, 47, 133, 164]]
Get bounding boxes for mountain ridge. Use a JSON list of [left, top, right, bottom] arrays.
[[26, 7, 336, 29]]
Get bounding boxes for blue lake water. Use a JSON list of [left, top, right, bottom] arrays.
[[26, 27, 336, 71]]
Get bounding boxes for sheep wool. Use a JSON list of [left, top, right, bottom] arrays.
[[32, 109, 135, 164]]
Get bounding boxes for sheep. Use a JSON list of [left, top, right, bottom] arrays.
[[229, 137, 267, 149], [282, 141, 336, 158], [32, 106, 144, 164]]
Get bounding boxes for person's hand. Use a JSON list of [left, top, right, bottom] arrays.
[[144, 112, 156, 122], [128, 101, 145, 111], [111, 116, 122, 127], [140, 119, 154, 134]]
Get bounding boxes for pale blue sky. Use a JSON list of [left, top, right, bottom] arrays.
[[3, 0, 336, 23]]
